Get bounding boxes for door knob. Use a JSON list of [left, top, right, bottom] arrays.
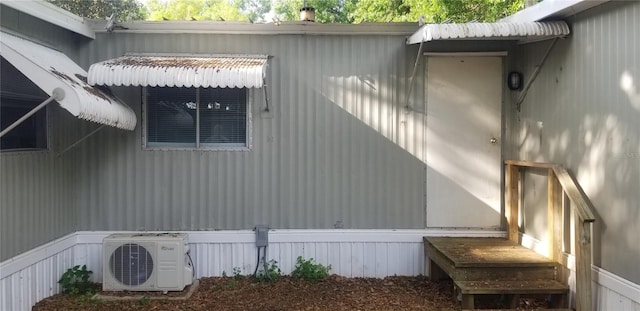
[[490, 137, 497, 144]]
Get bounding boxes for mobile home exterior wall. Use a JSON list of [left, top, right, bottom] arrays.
[[507, 0, 640, 284], [0, 5, 87, 261], [70, 27, 428, 232]]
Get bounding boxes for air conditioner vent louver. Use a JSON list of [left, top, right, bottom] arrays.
[[102, 233, 193, 292], [109, 243, 154, 286]]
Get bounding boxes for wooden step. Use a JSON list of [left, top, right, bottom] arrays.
[[423, 237, 569, 309], [456, 280, 569, 295], [447, 265, 558, 281], [425, 237, 558, 267], [425, 237, 560, 282], [455, 279, 569, 310]]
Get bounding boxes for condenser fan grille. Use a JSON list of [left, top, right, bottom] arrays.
[[109, 243, 154, 286]]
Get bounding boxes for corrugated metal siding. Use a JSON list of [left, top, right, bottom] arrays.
[[0, 5, 90, 260], [0, 240, 74, 311], [0, 111, 76, 261], [597, 287, 640, 311], [507, 1, 640, 284], [55, 230, 453, 281], [70, 30, 427, 231]]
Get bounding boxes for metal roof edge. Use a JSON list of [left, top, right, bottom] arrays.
[[87, 20, 418, 36], [500, 0, 611, 22], [2, 0, 95, 39]]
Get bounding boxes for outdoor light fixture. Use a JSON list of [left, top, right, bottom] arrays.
[[508, 71, 523, 90]]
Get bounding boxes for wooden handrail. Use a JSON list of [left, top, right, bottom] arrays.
[[504, 160, 596, 223], [552, 167, 596, 222], [504, 160, 596, 311]]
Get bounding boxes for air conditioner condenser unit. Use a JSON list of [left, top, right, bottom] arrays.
[[102, 233, 193, 291]]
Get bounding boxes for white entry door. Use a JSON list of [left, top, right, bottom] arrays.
[[425, 56, 502, 228]]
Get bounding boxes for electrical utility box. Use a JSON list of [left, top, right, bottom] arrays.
[[255, 225, 269, 247]]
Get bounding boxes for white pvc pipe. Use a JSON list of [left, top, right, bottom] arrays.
[[0, 88, 65, 139]]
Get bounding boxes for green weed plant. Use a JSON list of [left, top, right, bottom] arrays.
[[291, 256, 331, 281]]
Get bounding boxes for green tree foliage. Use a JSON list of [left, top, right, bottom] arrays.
[[424, 0, 524, 23], [352, 0, 524, 23], [236, 0, 272, 22], [47, 0, 147, 21], [51, 0, 524, 24], [349, 0, 408, 22], [146, 0, 246, 21], [273, 0, 358, 23]]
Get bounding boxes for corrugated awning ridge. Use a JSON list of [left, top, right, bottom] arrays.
[[406, 21, 570, 45], [88, 55, 268, 88]]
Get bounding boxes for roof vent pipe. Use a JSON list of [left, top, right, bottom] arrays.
[[300, 6, 315, 22]]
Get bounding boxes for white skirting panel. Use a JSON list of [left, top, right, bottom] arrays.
[[75, 229, 506, 279], [0, 234, 76, 311], [521, 234, 640, 311], [594, 266, 640, 311], [2, 230, 639, 311]]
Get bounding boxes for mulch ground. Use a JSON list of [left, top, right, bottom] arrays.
[[32, 276, 548, 311]]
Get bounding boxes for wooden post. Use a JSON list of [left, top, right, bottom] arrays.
[[574, 213, 593, 311], [506, 164, 520, 243], [548, 169, 563, 263]]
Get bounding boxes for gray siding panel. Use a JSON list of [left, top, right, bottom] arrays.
[[0, 143, 74, 261], [0, 8, 82, 260], [70, 31, 426, 231], [509, 1, 640, 283]]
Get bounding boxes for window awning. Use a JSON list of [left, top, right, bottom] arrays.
[[0, 32, 136, 131], [406, 21, 570, 45], [88, 54, 269, 88]]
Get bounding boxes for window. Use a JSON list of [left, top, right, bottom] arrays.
[[0, 96, 48, 151], [1, 58, 47, 151], [145, 87, 249, 149]]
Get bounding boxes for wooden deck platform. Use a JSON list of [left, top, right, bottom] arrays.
[[424, 237, 569, 310]]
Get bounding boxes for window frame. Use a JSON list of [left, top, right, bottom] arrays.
[[0, 93, 50, 153], [142, 86, 252, 151]]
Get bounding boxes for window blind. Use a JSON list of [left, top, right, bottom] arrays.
[[199, 88, 246, 147], [146, 87, 247, 148]]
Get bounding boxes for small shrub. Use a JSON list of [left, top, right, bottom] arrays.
[[58, 265, 94, 296], [232, 266, 243, 279], [256, 260, 281, 282], [291, 256, 331, 281]]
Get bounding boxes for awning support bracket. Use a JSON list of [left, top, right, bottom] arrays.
[[56, 124, 105, 157], [405, 40, 424, 110], [0, 88, 65, 138], [515, 37, 559, 112], [262, 76, 270, 112]]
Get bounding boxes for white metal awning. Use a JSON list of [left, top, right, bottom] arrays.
[[88, 54, 269, 88], [406, 21, 570, 45], [0, 32, 136, 131]]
